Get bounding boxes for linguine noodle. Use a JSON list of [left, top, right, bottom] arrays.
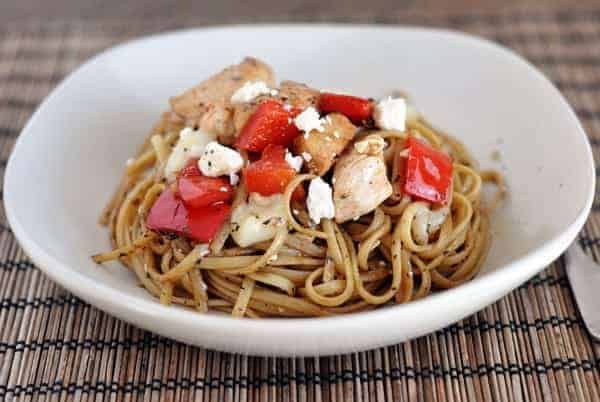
[[93, 113, 505, 318]]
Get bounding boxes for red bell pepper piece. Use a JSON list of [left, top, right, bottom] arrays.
[[146, 189, 231, 243], [403, 137, 453, 205], [146, 189, 189, 235], [243, 144, 305, 200], [318, 92, 373, 124], [178, 159, 234, 208], [235, 100, 301, 152], [186, 202, 231, 243]]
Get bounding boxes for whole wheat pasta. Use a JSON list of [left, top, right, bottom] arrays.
[[93, 60, 504, 318]]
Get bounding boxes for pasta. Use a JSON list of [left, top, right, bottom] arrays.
[[93, 59, 505, 318]]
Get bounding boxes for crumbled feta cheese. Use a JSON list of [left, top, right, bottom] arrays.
[[231, 193, 287, 247], [294, 107, 325, 133], [301, 152, 312, 162], [230, 81, 273, 104], [307, 177, 335, 224], [374, 97, 407, 131], [283, 103, 292, 111], [198, 141, 244, 177], [164, 127, 216, 180], [284, 150, 303, 172], [229, 172, 239, 186]]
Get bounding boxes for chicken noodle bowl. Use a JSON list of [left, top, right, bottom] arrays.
[[93, 58, 505, 318]]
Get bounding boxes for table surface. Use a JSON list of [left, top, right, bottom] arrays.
[[2, 0, 600, 23], [2, 2, 600, 402]]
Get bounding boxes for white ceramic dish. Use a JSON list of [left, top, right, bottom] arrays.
[[4, 25, 595, 356]]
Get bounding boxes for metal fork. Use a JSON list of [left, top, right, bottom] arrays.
[[565, 242, 600, 340]]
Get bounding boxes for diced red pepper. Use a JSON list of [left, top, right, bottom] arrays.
[[146, 189, 189, 235], [235, 100, 301, 152], [145, 189, 231, 243], [186, 202, 231, 243], [243, 144, 305, 200], [403, 137, 453, 205], [178, 159, 233, 208], [318, 92, 373, 124]]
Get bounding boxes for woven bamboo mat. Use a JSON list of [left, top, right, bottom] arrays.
[[2, 5, 600, 402]]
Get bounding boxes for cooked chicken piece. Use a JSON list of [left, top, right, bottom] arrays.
[[231, 101, 259, 135], [278, 81, 320, 109], [152, 111, 186, 136], [332, 134, 393, 223], [169, 57, 275, 143], [353, 135, 385, 155], [231, 193, 287, 247], [292, 113, 356, 176]]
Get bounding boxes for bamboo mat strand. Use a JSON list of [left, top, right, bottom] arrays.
[[1, 5, 600, 402]]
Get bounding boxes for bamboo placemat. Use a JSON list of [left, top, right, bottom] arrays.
[[2, 5, 600, 402]]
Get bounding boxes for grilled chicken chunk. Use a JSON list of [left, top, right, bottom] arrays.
[[169, 57, 275, 143], [231, 101, 259, 136], [278, 81, 320, 109], [332, 134, 393, 223], [292, 113, 356, 176]]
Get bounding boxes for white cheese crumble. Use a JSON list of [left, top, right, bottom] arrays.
[[231, 193, 287, 247], [198, 141, 244, 177], [294, 107, 326, 134], [229, 172, 240, 186], [164, 127, 216, 181], [301, 152, 313, 162], [374, 97, 407, 131], [230, 81, 272, 104], [284, 150, 303, 172], [307, 177, 335, 224]]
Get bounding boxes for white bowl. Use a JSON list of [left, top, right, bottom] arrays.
[[4, 25, 595, 356]]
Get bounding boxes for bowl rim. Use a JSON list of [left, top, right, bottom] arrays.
[[4, 24, 596, 353]]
